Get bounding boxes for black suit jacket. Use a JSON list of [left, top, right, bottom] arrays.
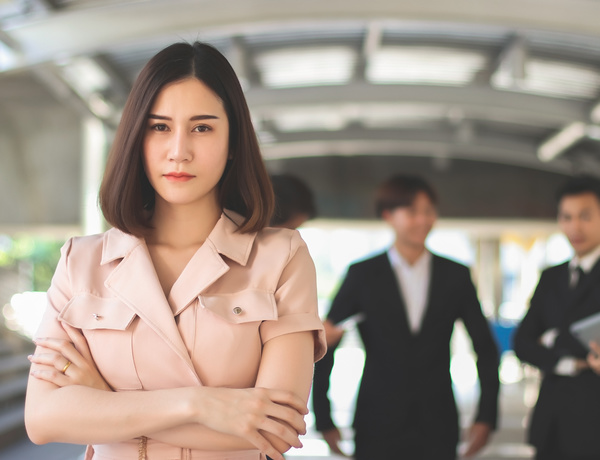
[[513, 260, 600, 457], [312, 252, 500, 458]]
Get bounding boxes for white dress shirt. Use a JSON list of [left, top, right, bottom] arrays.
[[387, 246, 432, 334], [569, 244, 600, 278]]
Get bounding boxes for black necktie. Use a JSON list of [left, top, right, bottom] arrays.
[[570, 266, 585, 289]]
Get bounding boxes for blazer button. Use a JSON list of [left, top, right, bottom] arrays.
[[232, 306, 243, 315]]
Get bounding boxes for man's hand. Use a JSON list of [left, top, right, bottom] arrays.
[[321, 427, 349, 457], [323, 320, 345, 347], [587, 341, 600, 375], [461, 422, 492, 458]]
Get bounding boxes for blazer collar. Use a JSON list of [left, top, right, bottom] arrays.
[[101, 227, 142, 265], [100, 210, 256, 267], [207, 210, 257, 266]]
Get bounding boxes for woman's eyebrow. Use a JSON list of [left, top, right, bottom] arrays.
[[147, 114, 219, 120]]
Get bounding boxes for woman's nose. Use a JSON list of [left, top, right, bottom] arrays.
[[168, 131, 192, 162]]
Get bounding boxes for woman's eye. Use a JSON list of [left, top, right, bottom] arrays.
[[150, 123, 169, 132], [193, 125, 211, 133]]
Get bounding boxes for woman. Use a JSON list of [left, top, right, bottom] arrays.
[[25, 41, 326, 460]]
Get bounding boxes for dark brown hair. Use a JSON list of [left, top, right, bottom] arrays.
[[270, 174, 317, 226], [99, 42, 273, 235], [556, 174, 600, 206], [374, 174, 438, 217]]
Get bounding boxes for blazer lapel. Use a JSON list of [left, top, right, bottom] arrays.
[[378, 254, 412, 336], [168, 211, 257, 315], [567, 260, 600, 320], [556, 263, 571, 307], [417, 255, 439, 335], [102, 229, 197, 377]]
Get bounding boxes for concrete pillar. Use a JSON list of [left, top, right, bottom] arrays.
[[475, 237, 502, 318], [81, 117, 106, 235]]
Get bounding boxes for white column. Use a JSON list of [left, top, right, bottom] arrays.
[[81, 117, 106, 235], [476, 237, 502, 318]]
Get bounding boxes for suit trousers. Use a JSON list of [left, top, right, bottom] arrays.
[[354, 417, 457, 460], [537, 448, 598, 460], [535, 423, 598, 460]]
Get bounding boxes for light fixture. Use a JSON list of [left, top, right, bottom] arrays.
[[537, 121, 587, 162], [255, 46, 356, 88], [58, 56, 111, 97], [590, 103, 600, 125]]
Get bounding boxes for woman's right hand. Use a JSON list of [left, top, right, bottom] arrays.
[[29, 324, 111, 391], [190, 386, 308, 459]]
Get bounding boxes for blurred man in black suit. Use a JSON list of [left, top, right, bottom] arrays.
[[312, 174, 500, 459], [515, 175, 600, 460]]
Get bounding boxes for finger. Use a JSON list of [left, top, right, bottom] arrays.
[[260, 417, 303, 449], [463, 436, 486, 457], [28, 351, 73, 376], [252, 389, 307, 434], [64, 324, 94, 362], [331, 444, 346, 456], [267, 404, 306, 435], [33, 338, 74, 358], [33, 337, 70, 353], [264, 389, 308, 415], [30, 367, 71, 387], [244, 429, 284, 460], [28, 353, 70, 377], [34, 337, 84, 369], [462, 443, 476, 458], [28, 352, 61, 367], [325, 435, 345, 455]]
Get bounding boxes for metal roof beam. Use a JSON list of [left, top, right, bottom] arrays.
[[245, 83, 587, 128]]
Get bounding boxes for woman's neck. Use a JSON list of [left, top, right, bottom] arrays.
[[147, 200, 221, 248]]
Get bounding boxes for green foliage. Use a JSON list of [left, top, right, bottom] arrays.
[[0, 236, 64, 291]]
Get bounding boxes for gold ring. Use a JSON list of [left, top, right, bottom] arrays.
[[61, 361, 72, 374]]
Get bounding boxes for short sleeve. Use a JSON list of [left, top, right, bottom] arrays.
[[35, 238, 74, 340], [260, 231, 326, 362]]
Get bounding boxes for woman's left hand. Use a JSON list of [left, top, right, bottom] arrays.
[[29, 325, 111, 391]]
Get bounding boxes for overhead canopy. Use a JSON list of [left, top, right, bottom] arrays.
[[1, 0, 599, 227]]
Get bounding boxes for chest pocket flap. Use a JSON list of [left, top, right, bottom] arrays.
[[59, 293, 136, 330], [200, 289, 277, 324]]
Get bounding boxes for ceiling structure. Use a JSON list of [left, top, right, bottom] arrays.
[[2, 0, 600, 228]]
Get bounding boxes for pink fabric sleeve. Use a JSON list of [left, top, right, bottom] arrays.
[[260, 231, 326, 362], [35, 238, 74, 340]]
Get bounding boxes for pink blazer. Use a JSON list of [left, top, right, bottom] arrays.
[[36, 211, 326, 460]]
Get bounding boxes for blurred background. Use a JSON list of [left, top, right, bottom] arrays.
[[1, 0, 600, 458]]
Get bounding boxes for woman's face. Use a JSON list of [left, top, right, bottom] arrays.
[[143, 77, 230, 210]]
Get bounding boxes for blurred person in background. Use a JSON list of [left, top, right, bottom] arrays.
[[514, 175, 600, 460], [270, 174, 317, 230], [312, 174, 500, 459]]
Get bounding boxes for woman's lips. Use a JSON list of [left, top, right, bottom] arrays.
[[164, 172, 194, 182]]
